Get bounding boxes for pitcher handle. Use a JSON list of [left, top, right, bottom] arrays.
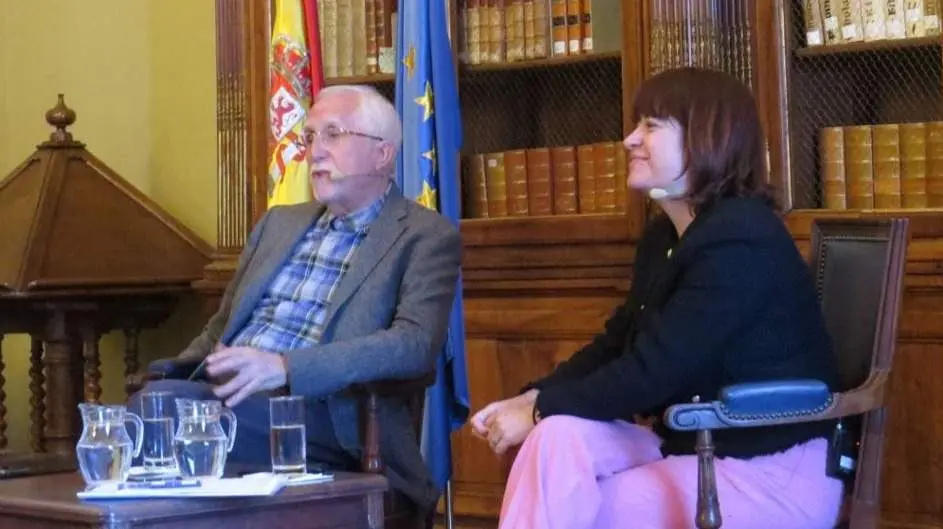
[[221, 409, 238, 453], [125, 412, 144, 458]]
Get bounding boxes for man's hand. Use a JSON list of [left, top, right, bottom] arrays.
[[470, 389, 539, 455], [205, 346, 288, 407]]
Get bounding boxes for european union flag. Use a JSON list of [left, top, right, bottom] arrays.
[[394, 0, 470, 492]]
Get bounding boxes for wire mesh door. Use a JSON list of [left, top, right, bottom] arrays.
[[783, 0, 943, 210], [456, 0, 626, 220], [647, 0, 755, 88], [644, 0, 756, 219]]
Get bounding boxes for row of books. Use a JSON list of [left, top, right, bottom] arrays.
[[803, 0, 941, 47], [461, 0, 621, 65], [464, 142, 628, 219], [819, 121, 943, 210], [317, 0, 395, 78]]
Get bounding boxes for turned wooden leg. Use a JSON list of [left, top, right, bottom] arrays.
[[123, 327, 140, 397], [42, 310, 77, 454], [29, 337, 46, 453], [361, 392, 383, 474], [694, 393, 722, 529], [695, 428, 722, 529], [0, 334, 7, 451], [81, 325, 102, 404], [366, 490, 385, 529]]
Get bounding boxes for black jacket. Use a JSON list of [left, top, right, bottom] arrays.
[[529, 197, 838, 458]]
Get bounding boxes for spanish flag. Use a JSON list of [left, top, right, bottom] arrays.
[[268, 0, 324, 208]]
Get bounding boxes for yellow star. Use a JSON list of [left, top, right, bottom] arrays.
[[414, 81, 434, 122], [422, 147, 436, 171], [403, 46, 416, 79], [416, 181, 438, 210]]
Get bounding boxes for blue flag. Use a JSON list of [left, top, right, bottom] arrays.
[[394, 0, 470, 491]]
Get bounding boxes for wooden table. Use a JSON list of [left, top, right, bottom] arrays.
[[0, 471, 388, 529]]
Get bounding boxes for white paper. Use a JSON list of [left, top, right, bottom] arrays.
[[243, 471, 335, 487], [78, 473, 289, 499]]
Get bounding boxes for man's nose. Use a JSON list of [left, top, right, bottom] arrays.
[[306, 140, 328, 162]]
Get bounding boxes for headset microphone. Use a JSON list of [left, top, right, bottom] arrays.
[[646, 170, 686, 201], [648, 188, 669, 200]]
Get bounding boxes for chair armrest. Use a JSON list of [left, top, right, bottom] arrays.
[[345, 371, 437, 399], [345, 372, 436, 475], [664, 379, 835, 431], [147, 358, 206, 380], [124, 357, 207, 396]]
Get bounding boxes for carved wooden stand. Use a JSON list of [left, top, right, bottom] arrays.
[[0, 96, 211, 471]]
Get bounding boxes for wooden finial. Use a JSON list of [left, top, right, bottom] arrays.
[[45, 94, 76, 144]]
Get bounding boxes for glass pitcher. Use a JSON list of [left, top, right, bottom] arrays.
[[76, 403, 144, 487], [174, 399, 237, 479]]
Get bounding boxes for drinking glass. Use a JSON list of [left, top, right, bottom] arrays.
[[139, 391, 178, 474], [270, 396, 306, 474]]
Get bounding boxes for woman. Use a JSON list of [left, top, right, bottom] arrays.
[[470, 67, 844, 529]]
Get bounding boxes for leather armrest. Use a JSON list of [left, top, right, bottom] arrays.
[[719, 379, 832, 418], [125, 357, 206, 396], [146, 357, 206, 380], [345, 371, 436, 399], [664, 378, 835, 431]]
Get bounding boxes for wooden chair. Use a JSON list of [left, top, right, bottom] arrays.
[[663, 217, 909, 529], [126, 361, 435, 529]]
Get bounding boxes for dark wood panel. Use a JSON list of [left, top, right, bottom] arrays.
[[451, 296, 623, 522], [880, 289, 943, 528]]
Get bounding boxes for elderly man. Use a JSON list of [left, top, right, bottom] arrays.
[[131, 84, 461, 513]]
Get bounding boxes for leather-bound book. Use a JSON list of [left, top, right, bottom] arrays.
[[550, 146, 579, 214], [843, 125, 874, 209], [525, 148, 554, 216], [614, 142, 627, 212], [871, 124, 902, 208], [819, 126, 847, 209], [484, 151, 509, 217], [566, 0, 582, 54], [593, 141, 619, 213], [900, 122, 928, 208], [576, 144, 596, 213], [465, 154, 489, 218], [505, 149, 530, 216], [550, 0, 567, 55], [924, 121, 943, 206]]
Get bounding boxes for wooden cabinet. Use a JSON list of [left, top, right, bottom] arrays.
[[207, 1, 943, 526]]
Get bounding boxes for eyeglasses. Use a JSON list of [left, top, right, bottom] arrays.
[[301, 125, 385, 148]]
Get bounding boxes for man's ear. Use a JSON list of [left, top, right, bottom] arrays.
[[374, 142, 396, 172]]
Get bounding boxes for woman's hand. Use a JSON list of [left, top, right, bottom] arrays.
[[470, 389, 540, 455]]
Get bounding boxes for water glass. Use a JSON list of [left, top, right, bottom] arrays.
[[139, 391, 177, 474], [270, 396, 306, 474]]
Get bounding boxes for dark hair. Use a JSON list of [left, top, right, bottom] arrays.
[[630, 67, 780, 214]]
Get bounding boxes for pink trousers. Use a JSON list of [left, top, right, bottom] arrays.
[[499, 416, 844, 529]]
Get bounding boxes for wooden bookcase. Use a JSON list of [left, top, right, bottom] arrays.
[[205, 1, 943, 527]]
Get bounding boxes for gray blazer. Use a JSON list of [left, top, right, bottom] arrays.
[[178, 185, 462, 509]]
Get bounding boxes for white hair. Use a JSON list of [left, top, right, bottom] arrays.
[[315, 84, 403, 155]]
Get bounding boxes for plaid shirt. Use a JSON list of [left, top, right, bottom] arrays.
[[228, 189, 389, 353]]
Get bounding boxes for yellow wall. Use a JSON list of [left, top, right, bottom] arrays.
[[0, 1, 218, 451]]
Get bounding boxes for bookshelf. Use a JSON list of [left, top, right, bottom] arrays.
[[776, 0, 943, 214], [209, 1, 943, 526]]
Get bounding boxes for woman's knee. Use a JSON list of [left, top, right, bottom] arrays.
[[531, 415, 588, 437]]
